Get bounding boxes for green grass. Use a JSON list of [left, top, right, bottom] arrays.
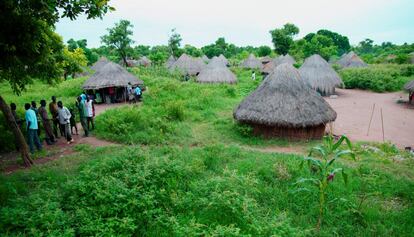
[[0, 66, 413, 236]]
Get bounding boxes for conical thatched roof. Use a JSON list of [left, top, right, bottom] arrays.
[[404, 80, 414, 93], [137, 56, 151, 67], [234, 63, 336, 127], [218, 54, 229, 66], [197, 65, 237, 84], [82, 62, 144, 90], [261, 54, 296, 74], [209, 56, 228, 68], [337, 51, 367, 68], [240, 54, 262, 69], [165, 55, 176, 68], [299, 54, 343, 96], [260, 56, 272, 64], [202, 55, 210, 63], [91, 57, 110, 71], [169, 54, 205, 76]]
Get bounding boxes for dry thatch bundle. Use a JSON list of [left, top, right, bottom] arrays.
[[299, 54, 343, 96], [240, 54, 262, 69], [218, 54, 229, 66], [404, 80, 414, 93], [197, 65, 237, 84], [137, 56, 151, 67], [91, 57, 110, 71], [83, 62, 144, 90], [261, 54, 296, 74], [165, 55, 176, 68], [337, 51, 367, 68], [169, 53, 205, 76], [202, 55, 210, 63], [234, 63, 336, 139]]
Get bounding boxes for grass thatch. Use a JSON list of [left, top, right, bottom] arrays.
[[299, 54, 343, 96], [208, 56, 228, 68], [169, 53, 205, 76], [137, 56, 151, 67], [240, 54, 262, 69], [202, 55, 210, 63], [261, 54, 296, 74], [404, 80, 414, 92], [218, 54, 229, 66], [260, 56, 272, 64], [82, 62, 144, 90], [337, 51, 368, 68], [91, 57, 110, 71], [234, 63, 336, 128], [196, 65, 237, 84], [165, 55, 176, 69]]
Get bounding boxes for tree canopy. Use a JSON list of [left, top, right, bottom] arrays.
[[168, 29, 183, 58], [269, 23, 299, 55], [101, 20, 135, 66]]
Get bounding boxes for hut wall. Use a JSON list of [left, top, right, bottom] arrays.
[[251, 124, 326, 140]]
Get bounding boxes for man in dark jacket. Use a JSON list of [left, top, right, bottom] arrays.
[[39, 99, 56, 145]]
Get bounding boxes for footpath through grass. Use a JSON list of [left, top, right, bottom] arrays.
[[0, 67, 413, 236]]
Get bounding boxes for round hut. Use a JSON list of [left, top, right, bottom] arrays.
[[261, 54, 296, 74], [404, 80, 414, 104], [337, 51, 367, 68], [165, 55, 176, 69], [234, 63, 337, 140], [197, 63, 237, 84], [91, 57, 110, 71], [218, 54, 229, 66], [83, 62, 144, 103], [240, 54, 262, 69], [209, 56, 228, 67], [137, 56, 151, 67], [299, 54, 343, 96], [260, 56, 272, 65], [169, 53, 205, 76]]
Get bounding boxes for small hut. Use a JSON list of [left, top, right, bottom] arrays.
[[218, 54, 229, 66], [169, 53, 205, 76], [404, 80, 414, 104], [299, 54, 343, 96], [337, 51, 367, 68], [261, 54, 296, 74], [83, 62, 144, 103], [165, 55, 176, 69], [137, 56, 152, 67], [240, 54, 262, 69], [234, 63, 336, 140], [91, 57, 110, 71], [202, 55, 210, 63], [197, 64, 237, 84]]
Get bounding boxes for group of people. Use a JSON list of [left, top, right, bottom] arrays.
[[10, 94, 96, 154], [127, 82, 142, 103]]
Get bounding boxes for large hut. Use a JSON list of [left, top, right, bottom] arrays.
[[82, 62, 144, 103], [261, 54, 296, 74], [299, 54, 343, 96], [165, 55, 176, 69], [234, 63, 337, 140], [169, 53, 205, 76], [197, 63, 237, 84], [240, 54, 262, 69], [337, 51, 367, 68], [91, 57, 110, 71]]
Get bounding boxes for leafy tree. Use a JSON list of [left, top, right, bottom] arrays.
[[358, 39, 374, 54], [168, 28, 182, 58], [101, 20, 135, 67], [269, 23, 299, 55], [133, 45, 151, 58], [183, 45, 202, 57], [303, 34, 338, 60], [61, 47, 88, 79], [257, 46, 272, 57], [316, 30, 350, 55], [201, 37, 237, 58], [67, 38, 98, 65], [0, 0, 111, 166]]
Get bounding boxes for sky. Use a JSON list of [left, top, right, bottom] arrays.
[[56, 0, 414, 48]]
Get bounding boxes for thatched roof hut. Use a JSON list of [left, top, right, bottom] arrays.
[[197, 64, 237, 84], [91, 57, 110, 71], [261, 54, 296, 74], [202, 55, 210, 63], [299, 54, 343, 96], [169, 53, 205, 76], [234, 63, 336, 139], [260, 56, 272, 65], [209, 56, 228, 67], [337, 51, 367, 68], [137, 56, 151, 67], [240, 54, 262, 69], [165, 55, 176, 69], [218, 54, 229, 66], [404, 80, 414, 93], [82, 62, 144, 90]]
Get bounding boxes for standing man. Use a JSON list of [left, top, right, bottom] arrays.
[[24, 103, 42, 153], [57, 101, 74, 144], [251, 71, 256, 81], [39, 100, 56, 145], [76, 96, 89, 137], [10, 103, 23, 151], [134, 86, 142, 102], [49, 96, 61, 138], [85, 96, 95, 130]]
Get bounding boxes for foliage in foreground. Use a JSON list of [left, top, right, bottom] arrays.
[[0, 143, 413, 236]]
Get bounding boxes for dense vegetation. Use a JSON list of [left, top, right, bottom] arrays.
[[1, 68, 413, 236]]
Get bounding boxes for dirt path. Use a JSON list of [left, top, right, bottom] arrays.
[[0, 103, 128, 174], [326, 89, 414, 148]]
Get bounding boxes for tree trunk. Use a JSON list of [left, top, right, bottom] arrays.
[[0, 95, 33, 167], [122, 53, 128, 68]]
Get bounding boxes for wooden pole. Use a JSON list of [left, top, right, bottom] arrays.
[[381, 108, 385, 142], [366, 103, 375, 136]]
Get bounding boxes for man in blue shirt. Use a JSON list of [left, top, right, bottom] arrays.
[[134, 86, 142, 102], [24, 103, 42, 153]]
